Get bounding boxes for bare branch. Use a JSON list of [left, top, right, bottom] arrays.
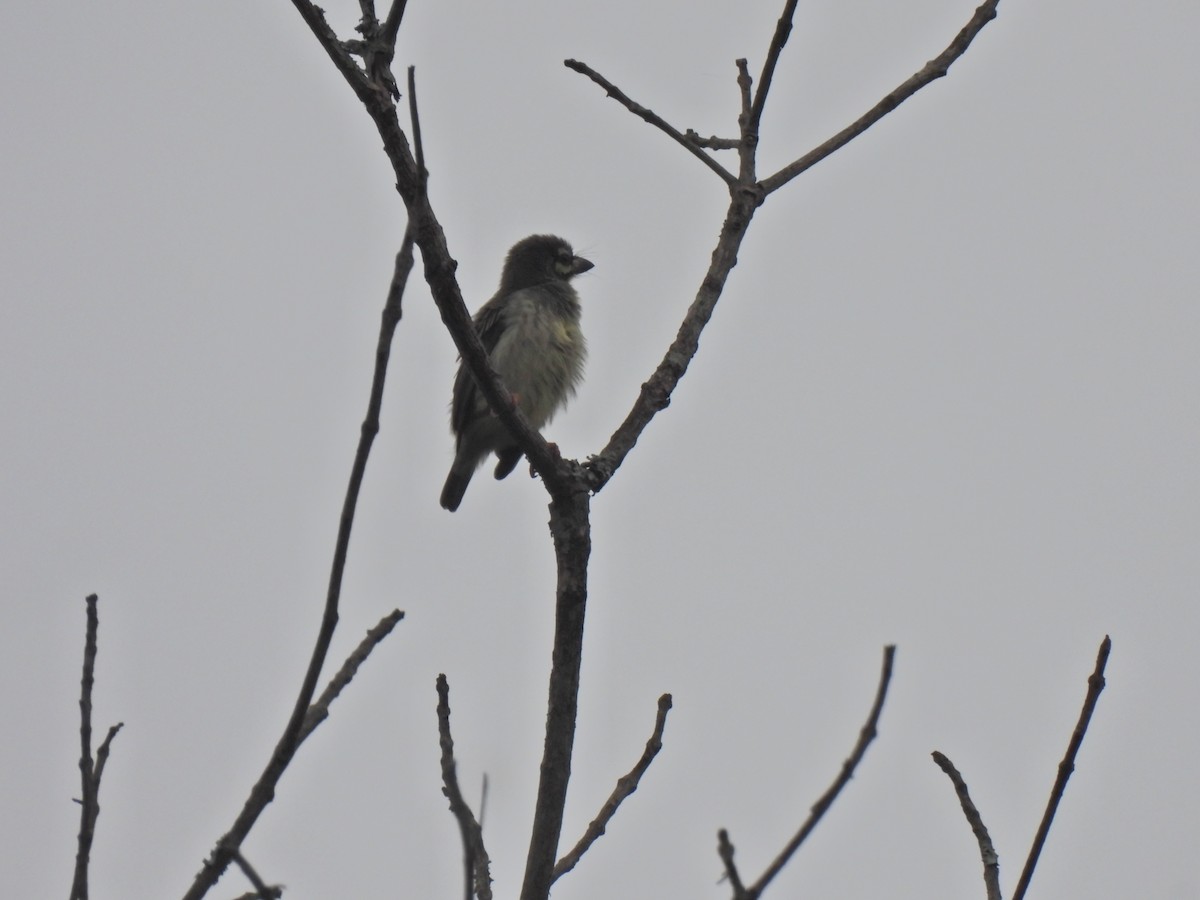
[[734, 59, 756, 180], [91, 723, 123, 796], [685, 129, 740, 151], [519, 490, 592, 900], [352, 0, 401, 100], [717, 829, 749, 900], [288, 0, 375, 102], [299, 609, 406, 743], [70, 594, 123, 900], [381, 0, 410, 47], [437, 675, 493, 900], [931, 751, 1003, 900], [552, 693, 673, 882], [741, 645, 896, 898], [232, 850, 284, 900], [406, 66, 427, 183], [748, 0, 799, 131], [182, 228, 415, 899], [1012, 636, 1112, 900], [564, 59, 736, 187], [583, 188, 761, 492], [761, 0, 1002, 195]]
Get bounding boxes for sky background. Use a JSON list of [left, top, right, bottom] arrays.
[[2, 1, 1197, 898]]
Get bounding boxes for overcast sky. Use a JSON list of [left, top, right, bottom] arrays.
[[2, 1, 1197, 898]]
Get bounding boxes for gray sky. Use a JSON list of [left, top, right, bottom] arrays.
[[2, 1, 1197, 897]]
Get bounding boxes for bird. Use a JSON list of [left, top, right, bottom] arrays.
[[440, 234, 593, 512]]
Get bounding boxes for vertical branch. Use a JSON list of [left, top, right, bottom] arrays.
[[519, 487, 592, 900], [437, 674, 493, 900], [70, 594, 123, 900], [70, 594, 99, 900]]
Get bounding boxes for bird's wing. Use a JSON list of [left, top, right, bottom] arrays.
[[450, 293, 509, 435]]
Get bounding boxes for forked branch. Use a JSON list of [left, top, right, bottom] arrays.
[[437, 675, 492, 900], [719, 646, 896, 900], [568, 0, 1003, 491], [933, 637, 1112, 900], [180, 228, 415, 899]]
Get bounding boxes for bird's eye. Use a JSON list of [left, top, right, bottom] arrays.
[[554, 250, 574, 275]]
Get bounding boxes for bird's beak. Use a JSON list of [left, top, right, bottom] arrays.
[[571, 256, 594, 276]]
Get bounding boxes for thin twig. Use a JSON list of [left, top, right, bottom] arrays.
[[717, 829, 748, 899], [931, 751, 1003, 900], [1012, 636, 1112, 900], [232, 850, 284, 900], [552, 694, 674, 882], [564, 59, 736, 187], [748, 0, 800, 130], [744, 645, 896, 898], [71, 594, 97, 900], [735, 59, 756, 180], [182, 229, 415, 900], [299, 609, 406, 742], [92, 723, 123, 793], [70, 595, 123, 900], [760, 0, 1002, 195], [407, 66, 426, 183], [437, 675, 493, 900]]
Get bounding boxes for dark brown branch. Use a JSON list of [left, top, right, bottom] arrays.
[[748, 0, 799, 130], [519, 489, 593, 900], [92, 723, 123, 800], [232, 850, 283, 900], [381, 0, 410, 47], [352, 0, 400, 100], [931, 751, 1002, 900], [564, 59, 736, 187], [583, 190, 761, 492], [760, 0, 1002, 195], [70, 594, 122, 900], [182, 229, 414, 900], [1012, 636, 1112, 900], [739, 645, 895, 898], [299, 609, 406, 743], [717, 829, 748, 899], [437, 675, 492, 900], [406, 67, 427, 182], [289, 0, 375, 102], [552, 693, 673, 882]]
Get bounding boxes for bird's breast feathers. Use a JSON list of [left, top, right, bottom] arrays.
[[489, 288, 585, 427]]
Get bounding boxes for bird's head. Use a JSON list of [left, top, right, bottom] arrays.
[[499, 234, 594, 292]]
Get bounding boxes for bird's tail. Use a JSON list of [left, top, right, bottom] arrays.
[[440, 462, 475, 512]]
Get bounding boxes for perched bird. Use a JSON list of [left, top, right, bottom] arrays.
[[440, 234, 593, 511]]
